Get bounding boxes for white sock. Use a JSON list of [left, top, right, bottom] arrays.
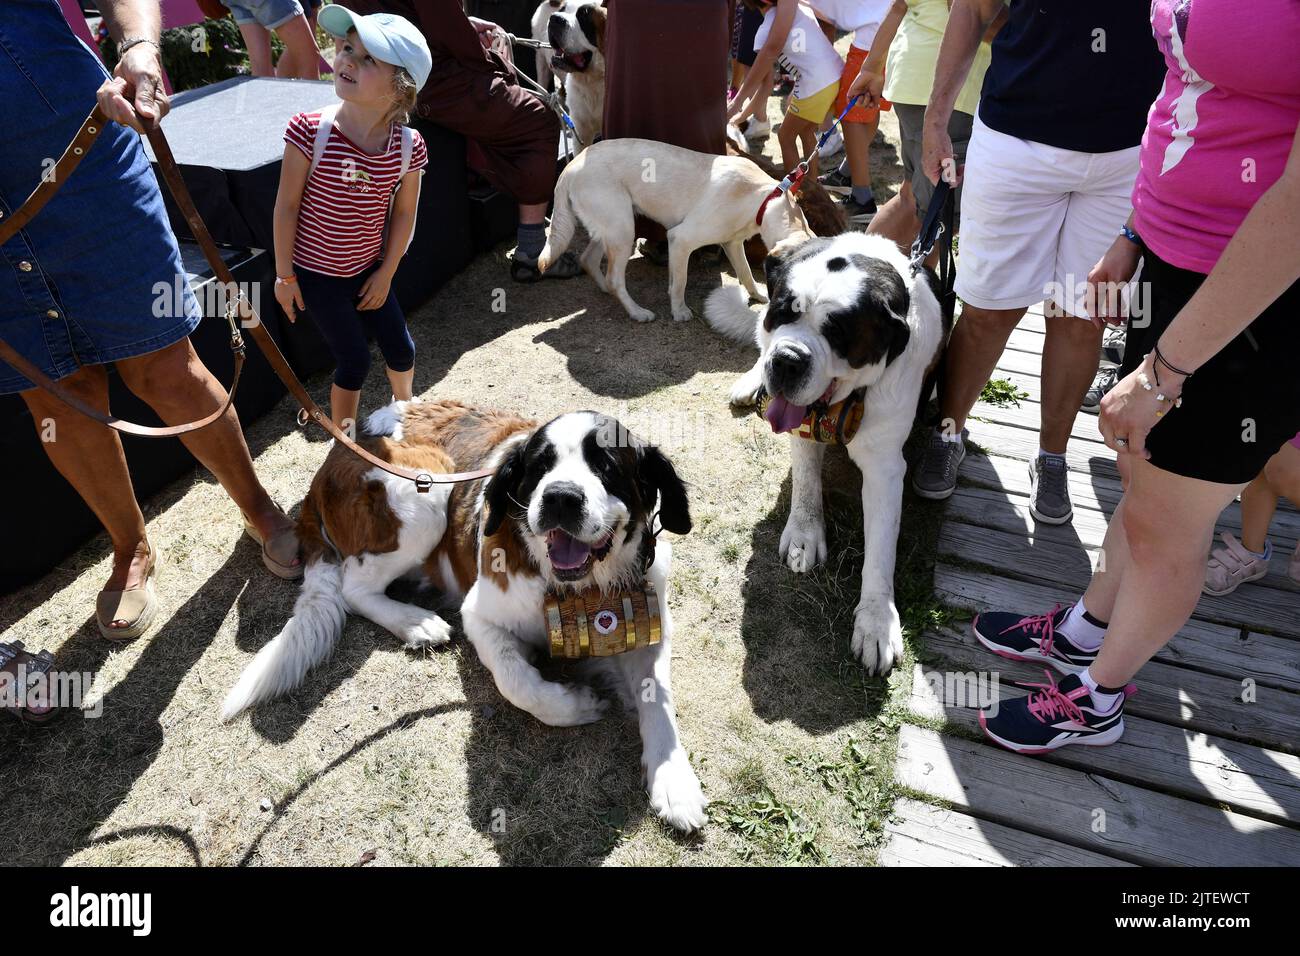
[[1038, 447, 1066, 461], [1247, 540, 1272, 561], [1079, 668, 1123, 712], [1060, 600, 1106, 650]]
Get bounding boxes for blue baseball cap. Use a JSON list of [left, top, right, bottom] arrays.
[[318, 5, 433, 91]]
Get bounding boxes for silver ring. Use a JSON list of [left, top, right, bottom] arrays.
[[1115, 437, 1129, 448]]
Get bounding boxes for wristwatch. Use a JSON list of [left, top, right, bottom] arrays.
[[1118, 224, 1141, 246]]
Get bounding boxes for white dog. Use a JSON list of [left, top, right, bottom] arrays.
[[539, 138, 813, 322], [705, 232, 950, 674]]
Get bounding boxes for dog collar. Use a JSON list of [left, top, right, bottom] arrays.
[[755, 163, 808, 227], [753, 386, 867, 444]]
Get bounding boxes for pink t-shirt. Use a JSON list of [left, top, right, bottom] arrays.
[[1132, 0, 1300, 274]]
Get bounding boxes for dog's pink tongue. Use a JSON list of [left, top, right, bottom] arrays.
[[546, 529, 592, 569], [765, 395, 807, 434]]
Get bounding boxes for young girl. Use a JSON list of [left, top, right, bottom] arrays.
[[730, 0, 844, 180], [273, 6, 432, 433]]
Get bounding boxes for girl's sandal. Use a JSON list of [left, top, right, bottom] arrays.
[[96, 544, 159, 642], [0, 641, 64, 724], [243, 516, 303, 580]]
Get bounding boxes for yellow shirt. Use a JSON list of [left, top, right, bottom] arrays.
[[882, 0, 992, 116]]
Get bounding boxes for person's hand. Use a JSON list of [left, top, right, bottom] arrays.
[[468, 16, 500, 48], [275, 277, 305, 323], [1084, 237, 1142, 330], [357, 267, 394, 310], [848, 65, 885, 109], [921, 119, 960, 187], [1097, 352, 1185, 460], [97, 44, 169, 131], [727, 92, 754, 126]]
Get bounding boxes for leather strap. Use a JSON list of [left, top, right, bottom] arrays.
[[0, 104, 494, 490]]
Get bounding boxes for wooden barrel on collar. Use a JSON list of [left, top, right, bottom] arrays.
[[544, 583, 662, 658]]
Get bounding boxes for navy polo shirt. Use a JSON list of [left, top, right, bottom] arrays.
[[978, 0, 1167, 154]]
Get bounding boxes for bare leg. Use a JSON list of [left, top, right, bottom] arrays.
[[842, 118, 877, 193], [114, 339, 295, 555], [20, 367, 150, 629], [1039, 307, 1103, 454], [868, 181, 921, 252], [938, 304, 1026, 434], [237, 23, 274, 77], [519, 202, 548, 226], [1088, 458, 1245, 686], [385, 366, 414, 403], [273, 15, 321, 80], [328, 384, 362, 436]]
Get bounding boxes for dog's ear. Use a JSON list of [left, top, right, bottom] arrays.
[[638, 445, 691, 535], [483, 441, 526, 537], [577, 3, 606, 50]]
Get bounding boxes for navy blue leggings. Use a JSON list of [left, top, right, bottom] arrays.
[[296, 263, 415, 391]]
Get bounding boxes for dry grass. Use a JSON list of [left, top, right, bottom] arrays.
[[0, 94, 950, 867]]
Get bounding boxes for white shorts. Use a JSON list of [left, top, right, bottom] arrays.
[[954, 113, 1140, 317]]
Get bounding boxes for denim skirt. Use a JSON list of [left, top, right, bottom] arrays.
[[0, 0, 201, 394]]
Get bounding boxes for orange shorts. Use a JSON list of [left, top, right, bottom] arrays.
[[834, 45, 891, 123]]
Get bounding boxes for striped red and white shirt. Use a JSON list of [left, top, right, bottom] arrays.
[[284, 111, 428, 277]]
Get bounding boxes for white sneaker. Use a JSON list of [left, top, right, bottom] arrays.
[[745, 118, 771, 142], [817, 127, 843, 159]]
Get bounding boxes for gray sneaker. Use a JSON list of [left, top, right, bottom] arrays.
[[912, 429, 967, 500], [1080, 363, 1119, 414], [1029, 454, 1073, 524]]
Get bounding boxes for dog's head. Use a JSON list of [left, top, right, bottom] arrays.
[[549, 3, 606, 74], [756, 233, 917, 433], [482, 412, 689, 588]]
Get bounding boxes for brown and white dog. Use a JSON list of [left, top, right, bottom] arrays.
[[222, 400, 707, 832], [547, 2, 606, 148]]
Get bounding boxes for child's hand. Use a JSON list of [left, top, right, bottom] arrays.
[[728, 94, 754, 126], [275, 277, 305, 323], [357, 267, 393, 310]]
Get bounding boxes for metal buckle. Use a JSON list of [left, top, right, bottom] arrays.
[[415, 473, 433, 494]]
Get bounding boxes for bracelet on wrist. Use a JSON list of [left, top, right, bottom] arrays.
[[117, 37, 160, 57], [275, 274, 297, 285], [1153, 341, 1193, 378], [1118, 224, 1140, 246]]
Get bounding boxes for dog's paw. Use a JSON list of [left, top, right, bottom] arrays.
[[647, 755, 708, 833], [749, 290, 769, 305], [728, 366, 765, 409], [671, 304, 694, 323], [779, 513, 827, 573], [401, 613, 453, 650], [533, 683, 609, 727], [628, 306, 657, 323], [851, 596, 903, 675]]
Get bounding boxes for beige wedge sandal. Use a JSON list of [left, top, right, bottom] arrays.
[[96, 544, 159, 642]]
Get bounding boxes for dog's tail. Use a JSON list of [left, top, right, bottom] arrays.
[[221, 557, 347, 722], [537, 167, 577, 273], [703, 285, 760, 345]]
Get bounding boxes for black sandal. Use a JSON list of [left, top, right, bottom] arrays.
[[511, 250, 582, 283], [0, 641, 63, 725]]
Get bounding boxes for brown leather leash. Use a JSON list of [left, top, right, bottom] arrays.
[[0, 104, 493, 492]]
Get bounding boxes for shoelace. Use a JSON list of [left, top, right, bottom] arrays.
[[923, 435, 961, 482], [1036, 455, 1069, 499], [1000, 603, 1063, 657], [1021, 670, 1088, 725]]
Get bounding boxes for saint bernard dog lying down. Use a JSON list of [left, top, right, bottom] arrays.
[[538, 138, 813, 323], [222, 400, 708, 832], [705, 232, 952, 674], [546, 1, 605, 148]]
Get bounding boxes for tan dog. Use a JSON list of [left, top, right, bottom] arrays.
[[538, 138, 814, 322]]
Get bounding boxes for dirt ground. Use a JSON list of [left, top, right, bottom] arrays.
[[0, 96, 944, 866]]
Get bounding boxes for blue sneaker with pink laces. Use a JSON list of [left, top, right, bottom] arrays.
[[980, 671, 1135, 754], [972, 603, 1100, 675]]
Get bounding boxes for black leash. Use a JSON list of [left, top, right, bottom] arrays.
[[909, 179, 957, 325]]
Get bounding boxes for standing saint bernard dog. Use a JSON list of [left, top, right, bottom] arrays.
[[222, 401, 708, 832], [706, 232, 951, 674], [546, 2, 606, 148]]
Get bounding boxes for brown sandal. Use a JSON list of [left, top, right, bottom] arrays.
[[0, 641, 63, 724], [95, 544, 159, 642], [243, 516, 303, 580]]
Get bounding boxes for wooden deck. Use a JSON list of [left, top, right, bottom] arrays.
[[884, 305, 1300, 867]]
